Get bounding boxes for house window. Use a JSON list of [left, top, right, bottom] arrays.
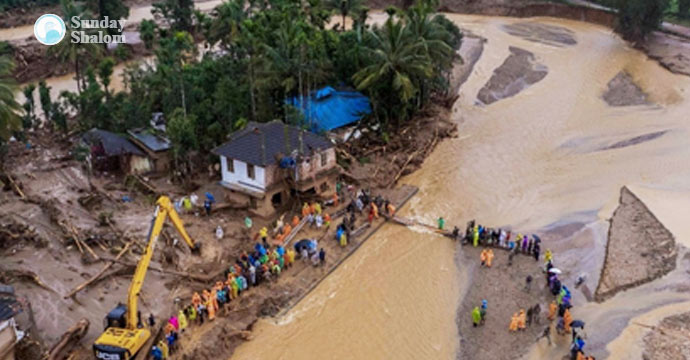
[[321, 152, 328, 167], [247, 164, 255, 179], [227, 158, 234, 173]]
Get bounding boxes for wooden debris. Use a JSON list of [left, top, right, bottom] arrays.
[[46, 319, 89, 360], [64, 241, 133, 299], [6, 174, 25, 199], [389, 149, 420, 188], [0, 267, 57, 293]]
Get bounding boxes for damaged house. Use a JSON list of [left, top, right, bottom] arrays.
[[212, 121, 338, 217], [82, 129, 149, 174]]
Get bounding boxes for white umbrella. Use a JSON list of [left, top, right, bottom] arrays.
[[548, 268, 562, 274]]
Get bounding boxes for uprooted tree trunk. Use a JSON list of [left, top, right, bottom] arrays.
[[46, 318, 89, 360]]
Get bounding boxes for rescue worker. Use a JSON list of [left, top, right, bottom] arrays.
[[259, 227, 268, 243], [319, 248, 326, 266], [564, 308, 573, 333], [480, 249, 488, 266], [509, 312, 519, 332], [302, 203, 310, 217], [151, 345, 163, 360], [472, 306, 482, 327], [314, 202, 322, 215], [473, 226, 479, 247], [486, 249, 495, 267], [545, 249, 553, 263], [438, 216, 445, 230], [387, 203, 396, 216], [548, 301, 557, 321], [333, 193, 339, 207], [518, 309, 527, 330], [339, 232, 348, 247], [324, 213, 332, 227], [158, 340, 169, 359], [292, 215, 300, 227]]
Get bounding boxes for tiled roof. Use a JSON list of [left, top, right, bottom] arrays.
[[212, 121, 333, 166]]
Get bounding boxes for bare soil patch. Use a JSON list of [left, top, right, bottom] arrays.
[[595, 187, 677, 302], [456, 245, 553, 360], [642, 312, 690, 360], [502, 22, 577, 47], [602, 71, 650, 107], [477, 46, 548, 105], [642, 31, 690, 77]]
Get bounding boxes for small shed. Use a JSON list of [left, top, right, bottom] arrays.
[[287, 86, 371, 133], [82, 129, 150, 174], [127, 129, 172, 173]]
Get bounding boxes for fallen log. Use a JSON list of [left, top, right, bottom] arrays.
[[46, 319, 90, 360], [0, 267, 57, 293], [101, 257, 213, 283], [6, 174, 25, 199], [389, 150, 420, 188], [64, 241, 133, 299]]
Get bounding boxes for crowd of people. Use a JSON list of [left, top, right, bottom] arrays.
[[463, 220, 595, 360], [149, 183, 400, 359]]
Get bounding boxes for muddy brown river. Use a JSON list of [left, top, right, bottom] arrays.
[[231, 14, 690, 360]]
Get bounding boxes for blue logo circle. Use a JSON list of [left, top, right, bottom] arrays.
[[34, 14, 66, 46]]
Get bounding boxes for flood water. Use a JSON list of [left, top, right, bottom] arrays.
[[231, 14, 690, 360]]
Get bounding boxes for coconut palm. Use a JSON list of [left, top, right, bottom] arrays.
[[353, 17, 432, 107], [0, 56, 21, 141], [324, 0, 365, 31]]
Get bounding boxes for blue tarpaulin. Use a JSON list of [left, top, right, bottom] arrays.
[[287, 86, 371, 132]]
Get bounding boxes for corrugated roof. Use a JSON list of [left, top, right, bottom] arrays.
[[212, 121, 333, 166], [287, 86, 371, 132], [128, 129, 171, 152], [82, 129, 145, 157]]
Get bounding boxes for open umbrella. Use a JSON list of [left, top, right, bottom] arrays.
[[294, 239, 311, 252], [548, 268, 562, 274], [205, 192, 216, 202], [532, 234, 541, 243], [571, 320, 585, 329]]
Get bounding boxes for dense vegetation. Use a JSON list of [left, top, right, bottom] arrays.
[[14, 0, 462, 173], [0, 0, 59, 12]]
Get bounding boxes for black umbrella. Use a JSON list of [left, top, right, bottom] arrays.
[[571, 320, 585, 329], [294, 239, 311, 252], [533, 234, 541, 243]]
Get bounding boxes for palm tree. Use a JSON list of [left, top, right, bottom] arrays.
[[353, 17, 432, 107], [208, 0, 247, 51], [324, 0, 364, 31], [0, 56, 21, 141], [49, 0, 103, 94]]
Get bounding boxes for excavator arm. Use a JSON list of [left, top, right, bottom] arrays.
[[125, 196, 197, 330]]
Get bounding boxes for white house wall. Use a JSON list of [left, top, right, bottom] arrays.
[[220, 156, 266, 192]]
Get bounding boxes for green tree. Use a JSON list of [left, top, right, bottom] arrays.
[[167, 107, 198, 172], [613, 0, 669, 41], [97, 57, 115, 99], [88, 0, 130, 40], [324, 0, 364, 31], [0, 56, 21, 140], [679, 0, 690, 17], [21, 84, 37, 130], [353, 16, 432, 124], [49, 0, 103, 94], [38, 81, 52, 122], [139, 20, 158, 50], [153, 0, 195, 32]]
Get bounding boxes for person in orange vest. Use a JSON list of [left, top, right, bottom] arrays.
[[192, 292, 202, 308], [517, 309, 526, 330], [292, 215, 300, 227], [283, 223, 292, 236], [548, 301, 557, 321], [509, 312, 519, 332], [480, 249, 488, 266], [302, 203, 310, 217], [309, 202, 316, 215], [486, 249, 495, 267], [564, 308, 573, 332], [333, 193, 339, 207], [371, 202, 379, 219], [324, 213, 331, 227], [387, 203, 396, 216]]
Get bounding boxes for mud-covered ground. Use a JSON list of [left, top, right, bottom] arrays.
[[476, 46, 548, 105], [602, 71, 650, 106], [643, 311, 690, 360], [595, 187, 677, 302]]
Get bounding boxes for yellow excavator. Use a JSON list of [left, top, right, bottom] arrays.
[[93, 196, 199, 360]]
